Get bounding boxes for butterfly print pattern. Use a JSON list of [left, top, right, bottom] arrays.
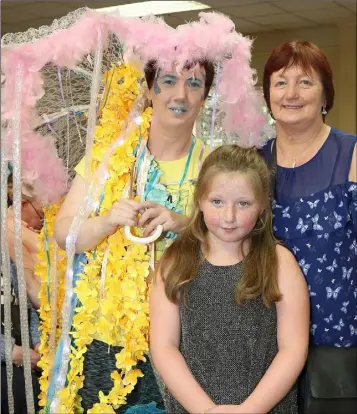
[[272, 182, 357, 346]]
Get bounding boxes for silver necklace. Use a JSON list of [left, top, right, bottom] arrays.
[[279, 128, 322, 168]]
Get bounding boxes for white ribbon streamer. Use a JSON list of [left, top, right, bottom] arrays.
[[1, 158, 15, 414], [48, 241, 58, 383], [11, 62, 35, 413]]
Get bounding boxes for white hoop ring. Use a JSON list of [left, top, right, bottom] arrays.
[[124, 224, 163, 244]]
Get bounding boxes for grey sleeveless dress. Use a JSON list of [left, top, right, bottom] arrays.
[[163, 260, 297, 413]]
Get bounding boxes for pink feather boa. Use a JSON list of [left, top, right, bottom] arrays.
[[1, 9, 269, 203]]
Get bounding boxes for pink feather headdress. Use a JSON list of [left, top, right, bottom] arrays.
[[1, 9, 271, 203]]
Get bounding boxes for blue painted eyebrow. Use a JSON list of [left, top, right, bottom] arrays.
[[188, 77, 203, 84], [160, 74, 177, 80]]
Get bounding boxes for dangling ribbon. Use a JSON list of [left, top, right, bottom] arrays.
[[1, 160, 15, 414], [209, 63, 221, 150], [43, 217, 51, 303], [11, 62, 35, 413]]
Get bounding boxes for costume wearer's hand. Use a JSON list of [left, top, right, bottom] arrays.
[[12, 345, 40, 369], [104, 199, 142, 234], [138, 201, 189, 236]]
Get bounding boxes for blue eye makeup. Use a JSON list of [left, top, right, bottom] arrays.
[[187, 77, 203, 88], [154, 76, 161, 95], [160, 75, 177, 85], [158, 73, 204, 91]]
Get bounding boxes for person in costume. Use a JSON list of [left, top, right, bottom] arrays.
[[54, 59, 213, 412], [150, 145, 309, 413]]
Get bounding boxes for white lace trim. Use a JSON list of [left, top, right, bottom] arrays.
[[1, 7, 89, 48]]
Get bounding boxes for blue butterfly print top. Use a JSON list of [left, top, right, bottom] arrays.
[[261, 128, 357, 346]]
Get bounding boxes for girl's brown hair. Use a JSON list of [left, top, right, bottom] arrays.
[[157, 145, 282, 307]]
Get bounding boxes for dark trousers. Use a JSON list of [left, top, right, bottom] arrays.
[[1, 363, 40, 414]]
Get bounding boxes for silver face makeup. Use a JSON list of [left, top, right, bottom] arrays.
[[149, 66, 207, 124], [168, 105, 188, 115], [154, 74, 161, 95]]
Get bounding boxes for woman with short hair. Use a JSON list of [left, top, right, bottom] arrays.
[[261, 40, 356, 413]]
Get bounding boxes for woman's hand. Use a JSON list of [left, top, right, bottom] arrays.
[[138, 201, 189, 236], [104, 199, 142, 234]]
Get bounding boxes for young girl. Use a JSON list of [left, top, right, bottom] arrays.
[[150, 145, 310, 414]]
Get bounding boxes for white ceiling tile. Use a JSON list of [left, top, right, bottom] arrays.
[[294, 6, 355, 21], [238, 25, 272, 34], [1, 3, 19, 12], [248, 13, 313, 25], [1, 0, 356, 36], [272, 21, 316, 30], [70, 0, 136, 9], [335, 1, 357, 13], [226, 17, 266, 34], [5, 1, 127, 17], [173, 10, 208, 22], [10, 1, 63, 15], [203, 0, 264, 7], [2, 16, 57, 34], [222, 3, 283, 18], [2, 9, 28, 24], [272, 0, 337, 12], [1, 0, 33, 9]]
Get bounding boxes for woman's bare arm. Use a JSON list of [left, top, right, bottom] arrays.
[[55, 174, 141, 253]]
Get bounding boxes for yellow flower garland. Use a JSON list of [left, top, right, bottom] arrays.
[[37, 63, 154, 413], [35, 203, 66, 409]]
